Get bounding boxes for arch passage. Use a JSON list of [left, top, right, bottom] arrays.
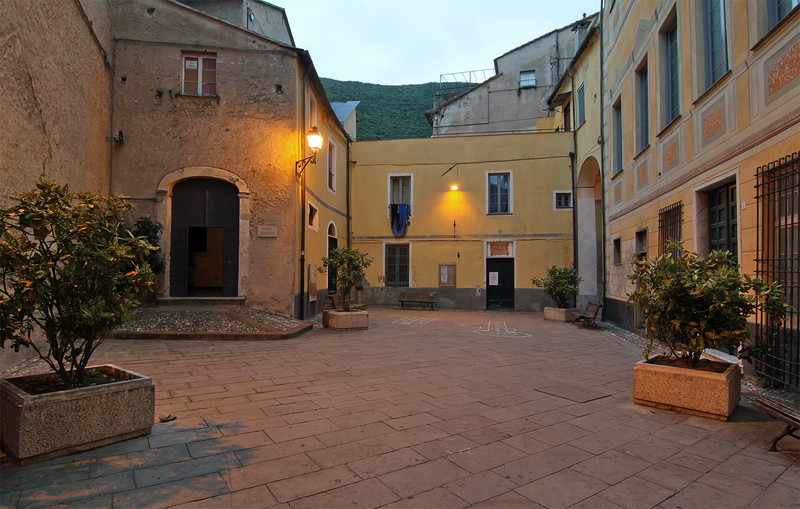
[[169, 178, 239, 297]]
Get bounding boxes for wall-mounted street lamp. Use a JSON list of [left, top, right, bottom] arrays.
[[296, 127, 324, 177]]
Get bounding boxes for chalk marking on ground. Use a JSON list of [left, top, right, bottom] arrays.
[[474, 321, 531, 338]]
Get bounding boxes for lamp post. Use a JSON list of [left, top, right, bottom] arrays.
[[297, 127, 323, 319], [296, 127, 323, 176]]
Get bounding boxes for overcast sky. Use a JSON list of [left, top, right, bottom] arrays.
[[277, 0, 602, 85]]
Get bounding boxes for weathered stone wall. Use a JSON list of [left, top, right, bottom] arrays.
[[0, 0, 112, 204], [110, 0, 301, 314], [0, 0, 112, 373]]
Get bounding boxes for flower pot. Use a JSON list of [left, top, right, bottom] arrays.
[[543, 306, 578, 322], [322, 309, 369, 331], [632, 357, 741, 421], [0, 364, 155, 465]]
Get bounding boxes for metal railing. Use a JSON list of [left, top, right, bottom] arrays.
[[658, 201, 683, 257], [756, 151, 800, 389]]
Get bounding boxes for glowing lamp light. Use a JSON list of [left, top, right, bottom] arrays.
[[296, 127, 324, 176], [450, 184, 459, 191], [306, 127, 324, 152]]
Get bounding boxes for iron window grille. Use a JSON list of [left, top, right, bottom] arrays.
[[658, 201, 683, 257], [756, 151, 800, 389]]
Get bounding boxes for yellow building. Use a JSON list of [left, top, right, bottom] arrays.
[[348, 133, 574, 310], [549, 17, 604, 310], [603, 0, 800, 386]]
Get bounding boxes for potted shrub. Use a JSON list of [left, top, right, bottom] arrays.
[[531, 266, 582, 321], [628, 241, 786, 420], [131, 216, 166, 303], [319, 247, 372, 330], [0, 179, 157, 464]]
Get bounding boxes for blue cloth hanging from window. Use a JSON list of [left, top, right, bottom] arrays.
[[390, 203, 410, 237]]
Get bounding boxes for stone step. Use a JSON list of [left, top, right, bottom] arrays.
[[155, 297, 246, 307]]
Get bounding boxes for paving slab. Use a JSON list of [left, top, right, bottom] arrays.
[[1, 307, 798, 508]]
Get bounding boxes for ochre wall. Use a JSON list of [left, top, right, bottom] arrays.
[[351, 133, 574, 310], [0, 0, 112, 204]]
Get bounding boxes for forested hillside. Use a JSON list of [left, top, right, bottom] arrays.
[[320, 78, 438, 141]]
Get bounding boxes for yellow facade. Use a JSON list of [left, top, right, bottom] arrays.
[[349, 133, 573, 310], [296, 78, 352, 316], [549, 21, 604, 309], [603, 0, 800, 329]]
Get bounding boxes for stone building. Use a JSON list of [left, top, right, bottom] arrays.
[[1, 0, 351, 373], [425, 15, 596, 137], [107, 0, 349, 319]]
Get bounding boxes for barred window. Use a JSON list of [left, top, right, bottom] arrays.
[[658, 202, 683, 257]]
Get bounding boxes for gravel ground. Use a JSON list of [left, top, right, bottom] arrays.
[[115, 307, 306, 333]]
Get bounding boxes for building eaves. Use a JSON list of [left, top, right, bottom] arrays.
[[331, 101, 361, 124], [164, 1, 348, 142], [547, 20, 600, 107], [493, 12, 599, 71], [167, 0, 295, 49], [297, 50, 352, 143]]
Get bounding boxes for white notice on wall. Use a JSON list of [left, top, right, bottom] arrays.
[[257, 225, 278, 238], [489, 272, 499, 286]]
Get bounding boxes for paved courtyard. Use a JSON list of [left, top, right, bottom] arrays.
[[1, 308, 798, 508]]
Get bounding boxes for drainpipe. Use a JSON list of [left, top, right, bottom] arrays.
[[599, 0, 608, 314], [346, 144, 352, 248], [570, 73, 579, 278], [299, 71, 308, 320]]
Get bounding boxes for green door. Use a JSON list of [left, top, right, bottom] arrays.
[[487, 258, 515, 309]]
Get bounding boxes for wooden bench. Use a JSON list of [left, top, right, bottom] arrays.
[[399, 290, 437, 310], [752, 395, 800, 451], [572, 303, 603, 328]]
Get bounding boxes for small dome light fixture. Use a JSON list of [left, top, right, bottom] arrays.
[[450, 184, 459, 191]]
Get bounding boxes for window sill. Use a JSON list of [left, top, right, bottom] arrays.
[[487, 212, 513, 216], [633, 144, 650, 161], [751, 6, 800, 52], [693, 70, 732, 107], [657, 114, 682, 139]]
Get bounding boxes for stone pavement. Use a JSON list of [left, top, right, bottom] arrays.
[[1, 308, 798, 508]]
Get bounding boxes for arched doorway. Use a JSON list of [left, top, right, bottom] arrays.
[[576, 157, 602, 307], [327, 223, 338, 294], [169, 178, 239, 297]]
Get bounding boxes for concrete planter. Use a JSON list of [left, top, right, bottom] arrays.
[[322, 310, 369, 331], [632, 357, 741, 421], [0, 364, 155, 465], [543, 307, 578, 322]]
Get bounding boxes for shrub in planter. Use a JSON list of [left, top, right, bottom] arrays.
[[628, 241, 786, 366], [319, 247, 372, 312], [532, 266, 581, 320], [531, 266, 582, 308], [0, 179, 158, 463], [0, 179, 157, 388], [628, 241, 786, 419]]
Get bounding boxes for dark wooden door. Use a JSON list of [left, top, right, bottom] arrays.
[[486, 258, 514, 309], [170, 178, 239, 297]]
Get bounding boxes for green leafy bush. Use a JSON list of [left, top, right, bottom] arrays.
[[319, 247, 372, 311], [531, 266, 582, 308], [132, 216, 165, 274], [0, 179, 156, 388], [628, 241, 786, 367]]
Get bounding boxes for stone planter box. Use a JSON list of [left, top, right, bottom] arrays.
[[323, 310, 369, 330], [0, 364, 155, 465], [543, 306, 578, 322], [632, 357, 741, 421]]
